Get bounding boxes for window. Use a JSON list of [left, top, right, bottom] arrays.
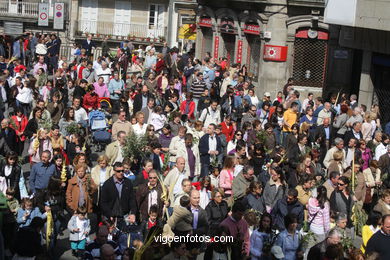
[[149, 4, 164, 29]]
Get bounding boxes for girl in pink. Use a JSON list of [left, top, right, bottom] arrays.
[[219, 155, 236, 197], [308, 186, 330, 241], [40, 80, 53, 103], [93, 77, 109, 98]]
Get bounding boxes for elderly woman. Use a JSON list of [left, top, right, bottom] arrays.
[[28, 128, 53, 164], [205, 189, 228, 236], [91, 155, 113, 204], [66, 163, 97, 213]]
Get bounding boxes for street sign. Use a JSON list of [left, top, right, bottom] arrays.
[[54, 3, 64, 30], [38, 3, 49, 27]]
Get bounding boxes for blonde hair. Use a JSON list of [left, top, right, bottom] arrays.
[[75, 163, 88, 173], [97, 155, 109, 164], [333, 150, 344, 161]]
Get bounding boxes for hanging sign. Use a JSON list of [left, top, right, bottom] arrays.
[[214, 36, 219, 59], [38, 3, 49, 27], [220, 19, 236, 34], [54, 3, 64, 30], [243, 24, 261, 35], [236, 40, 243, 63], [263, 45, 288, 61], [199, 17, 212, 27]]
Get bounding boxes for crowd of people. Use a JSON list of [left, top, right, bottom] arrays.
[[1, 31, 390, 260]]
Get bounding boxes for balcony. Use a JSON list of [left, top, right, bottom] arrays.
[[288, 0, 325, 7], [0, 1, 64, 19], [76, 20, 167, 41]]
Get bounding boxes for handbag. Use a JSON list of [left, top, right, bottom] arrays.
[[303, 210, 319, 232], [364, 186, 372, 204]]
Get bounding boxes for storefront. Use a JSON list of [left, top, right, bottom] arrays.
[[243, 21, 261, 79], [220, 18, 237, 64], [198, 16, 213, 57]]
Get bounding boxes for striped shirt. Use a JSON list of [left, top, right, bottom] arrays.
[[190, 79, 206, 99]]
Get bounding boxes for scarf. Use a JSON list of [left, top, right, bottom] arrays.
[[77, 176, 85, 207]]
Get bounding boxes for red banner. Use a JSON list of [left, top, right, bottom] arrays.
[[236, 40, 243, 63], [243, 24, 260, 35], [199, 17, 212, 27], [214, 36, 219, 59], [263, 45, 288, 61]]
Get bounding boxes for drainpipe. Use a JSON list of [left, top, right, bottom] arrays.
[[167, 0, 174, 47]]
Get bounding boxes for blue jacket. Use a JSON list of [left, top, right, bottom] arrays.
[[274, 229, 301, 260], [29, 162, 56, 193], [108, 79, 125, 100], [271, 198, 304, 231], [17, 207, 46, 227], [250, 230, 271, 260]]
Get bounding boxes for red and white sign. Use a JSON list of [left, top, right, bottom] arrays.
[[54, 3, 64, 30], [236, 40, 243, 63], [38, 3, 49, 27], [220, 20, 236, 34], [295, 30, 329, 40], [243, 24, 261, 35], [199, 17, 212, 27], [263, 45, 288, 62], [213, 36, 219, 59]]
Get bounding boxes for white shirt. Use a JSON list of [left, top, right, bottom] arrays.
[[76, 217, 88, 240], [132, 123, 147, 137], [115, 145, 124, 163], [99, 168, 107, 186], [173, 172, 186, 194], [375, 143, 387, 161], [209, 134, 217, 151], [95, 67, 112, 84], [16, 86, 33, 104], [148, 186, 158, 212], [74, 107, 88, 123]]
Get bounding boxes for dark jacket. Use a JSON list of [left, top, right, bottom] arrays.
[[100, 176, 137, 218], [192, 206, 209, 236], [344, 130, 363, 145], [0, 162, 22, 198], [205, 200, 228, 234], [307, 239, 328, 260], [0, 127, 17, 152], [81, 40, 96, 56], [133, 93, 155, 114], [24, 118, 38, 139], [198, 134, 222, 165], [243, 193, 265, 213], [136, 182, 164, 221], [271, 197, 304, 231], [13, 226, 43, 257]]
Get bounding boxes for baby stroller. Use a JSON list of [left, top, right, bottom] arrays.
[[89, 109, 112, 152]]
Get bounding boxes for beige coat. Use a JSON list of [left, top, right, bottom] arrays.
[[373, 199, 390, 216], [362, 167, 381, 196], [177, 145, 200, 177], [105, 141, 121, 165], [111, 120, 133, 140], [91, 165, 113, 202]]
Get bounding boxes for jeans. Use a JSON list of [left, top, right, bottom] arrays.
[[200, 163, 210, 178], [282, 131, 290, 147], [193, 98, 199, 117], [274, 128, 282, 145]]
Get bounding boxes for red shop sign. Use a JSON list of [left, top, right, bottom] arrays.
[[263, 45, 288, 62], [214, 36, 220, 59], [199, 17, 212, 28], [220, 20, 236, 34], [243, 24, 260, 35], [236, 40, 243, 63]]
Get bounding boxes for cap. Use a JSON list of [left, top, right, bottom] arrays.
[[271, 246, 284, 259], [264, 92, 271, 97]]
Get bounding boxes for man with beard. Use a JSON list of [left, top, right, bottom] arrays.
[[133, 85, 155, 114], [232, 166, 258, 201]]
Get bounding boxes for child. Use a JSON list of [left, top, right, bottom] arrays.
[[150, 142, 164, 173], [16, 198, 47, 228], [210, 167, 220, 189], [68, 206, 90, 257], [165, 195, 193, 236], [3, 188, 19, 252], [141, 205, 162, 239], [117, 213, 143, 252]]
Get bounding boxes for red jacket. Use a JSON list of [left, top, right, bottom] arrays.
[[155, 59, 165, 75], [83, 92, 100, 110], [221, 121, 235, 143], [180, 100, 195, 120], [10, 115, 28, 142]]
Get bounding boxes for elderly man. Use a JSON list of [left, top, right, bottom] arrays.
[[344, 122, 363, 145], [317, 102, 332, 125], [112, 111, 132, 140], [164, 157, 187, 204], [232, 165, 258, 200], [199, 124, 222, 177], [0, 118, 17, 152], [189, 189, 208, 235], [95, 61, 111, 84], [172, 179, 192, 206], [308, 228, 343, 259], [85, 225, 120, 260], [323, 138, 346, 169], [29, 150, 56, 201], [105, 131, 127, 165], [376, 134, 389, 161], [177, 133, 200, 180], [168, 126, 187, 167]]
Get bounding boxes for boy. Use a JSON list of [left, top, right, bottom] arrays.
[[68, 206, 90, 257], [165, 195, 193, 236]]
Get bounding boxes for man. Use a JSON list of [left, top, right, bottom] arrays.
[[307, 228, 342, 259], [136, 170, 164, 221], [271, 188, 304, 231], [344, 122, 363, 144], [81, 34, 96, 57], [29, 99, 52, 125], [219, 201, 249, 258], [199, 100, 221, 127], [144, 49, 157, 70], [95, 61, 111, 84], [100, 162, 137, 219], [108, 71, 125, 113], [33, 56, 47, 76], [379, 145, 390, 176], [105, 131, 127, 165], [112, 111, 133, 140], [85, 225, 121, 260], [313, 96, 324, 119], [314, 117, 333, 150], [190, 72, 206, 115], [301, 92, 314, 113], [232, 165, 258, 200], [317, 102, 332, 125], [282, 102, 299, 142], [189, 189, 209, 235], [344, 138, 357, 168], [323, 138, 346, 169], [29, 151, 56, 197], [199, 124, 222, 177], [177, 133, 200, 180], [376, 134, 389, 161], [233, 86, 245, 109], [47, 34, 61, 71], [350, 94, 358, 110], [164, 157, 187, 204], [368, 130, 383, 152], [172, 179, 192, 206], [140, 98, 155, 124], [241, 105, 257, 125], [0, 119, 17, 152], [72, 97, 88, 127], [133, 85, 154, 114], [100, 244, 115, 260], [345, 107, 363, 128], [323, 171, 340, 199], [168, 126, 187, 166]]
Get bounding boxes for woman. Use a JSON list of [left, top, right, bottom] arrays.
[[270, 104, 284, 145], [35, 68, 47, 89], [145, 73, 157, 95], [50, 124, 64, 151], [40, 80, 53, 103], [67, 136, 90, 169], [220, 115, 235, 143], [327, 150, 344, 177], [227, 130, 243, 155], [285, 124, 299, 152], [250, 213, 273, 260], [91, 155, 113, 204], [357, 139, 372, 170], [132, 111, 148, 137], [52, 154, 69, 187], [24, 107, 42, 139], [28, 128, 53, 164], [83, 84, 100, 111], [150, 106, 167, 132], [362, 113, 374, 141], [155, 53, 166, 76], [263, 166, 287, 213], [0, 151, 25, 200], [243, 181, 264, 213], [15, 78, 34, 116], [219, 155, 235, 198], [66, 163, 97, 214], [333, 104, 349, 139], [362, 160, 381, 209], [158, 124, 173, 153], [370, 104, 381, 130], [330, 176, 354, 228], [249, 143, 267, 178], [11, 107, 28, 154], [308, 186, 330, 241], [205, 189, 228, 235], [299, 106, 316, 127], [245, 88, 260, 108], [373, 189, 390, 216], [274, 214, 302, 260], [257, 102, 270, 128], [58, 108, 76, 140], [295, 175, 315, 206], [361, 211, 382, 254]]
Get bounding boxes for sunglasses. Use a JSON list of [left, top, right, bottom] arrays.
[[251, 110, 257, 112], [337, 183, 345, 186], [236, 133, 242, 136], [149, 177, 157, 179], [115, 169, 124, 173]]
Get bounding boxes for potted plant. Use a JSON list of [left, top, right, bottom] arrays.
[[96, 33, 101, 38], [146, 37, 151, 42]]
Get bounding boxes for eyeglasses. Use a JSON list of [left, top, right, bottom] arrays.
[[149, 129, 154, 131], [251, 110, 257, 112], [236, 133, 242, 136], [115, 169, 124, 173], [337, 183, 345, 186], [149, 177, 157, 179]]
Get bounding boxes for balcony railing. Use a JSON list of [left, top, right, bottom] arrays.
[[77, 20, 167, 39], [288, 0, 325, 7], [0, 1, 64, 19]]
